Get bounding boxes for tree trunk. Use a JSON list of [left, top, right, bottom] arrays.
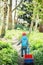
[[8, 0, 12, 30], [34, 14, 39, 31], [29, 20, 33, 33], [1, 0, 7, 37], [14, 0, 18, 29], [39, 24, 43, 32], [34, 22, 38, 31]]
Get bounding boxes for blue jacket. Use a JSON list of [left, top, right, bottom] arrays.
[[21, 36, 28, 47]]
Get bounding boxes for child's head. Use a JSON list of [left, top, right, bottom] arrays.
[[22, 32, 26, 36]]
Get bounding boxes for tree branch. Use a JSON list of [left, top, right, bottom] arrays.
[[12, 0, 23, 12]]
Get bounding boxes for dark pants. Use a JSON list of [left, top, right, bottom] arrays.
[[21, 47, 27, 57], [24, 62, 34, 65]]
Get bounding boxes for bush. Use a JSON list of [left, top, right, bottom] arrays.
[[30, 42, 43, 51], [32, 48, 43, 65], [0, 41, 12, 50], [0, 41, 18, 65], [29, 32, 43, 65], [29, 32, 43, 50]]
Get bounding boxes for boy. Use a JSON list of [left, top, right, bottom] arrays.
[[18, 32, 29, 57]]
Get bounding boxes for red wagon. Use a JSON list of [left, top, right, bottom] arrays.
[[23, 54, 34, 65]]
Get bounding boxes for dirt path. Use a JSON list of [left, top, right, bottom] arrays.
[[12, 37, 24, 65], [12, 37, 21, 55]]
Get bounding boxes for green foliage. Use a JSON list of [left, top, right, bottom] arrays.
[[29, 32, 43, 50], [0, 41, 12, 50], [15, 24, 29, 30], [4, 30, 15, 39], [18, 1, 33, 23], [18, 0, 43, 26], [15, 24, 23, 29], [32, 48, 43, 65], [0, 41, 18, 65], [29, 32, 43, 65]]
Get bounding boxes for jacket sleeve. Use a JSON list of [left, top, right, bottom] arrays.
[[17, 40, 22, 45]]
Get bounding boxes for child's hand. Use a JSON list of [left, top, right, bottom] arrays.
[[17, 42, 20, 46], [17, 43, 19, 46]]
